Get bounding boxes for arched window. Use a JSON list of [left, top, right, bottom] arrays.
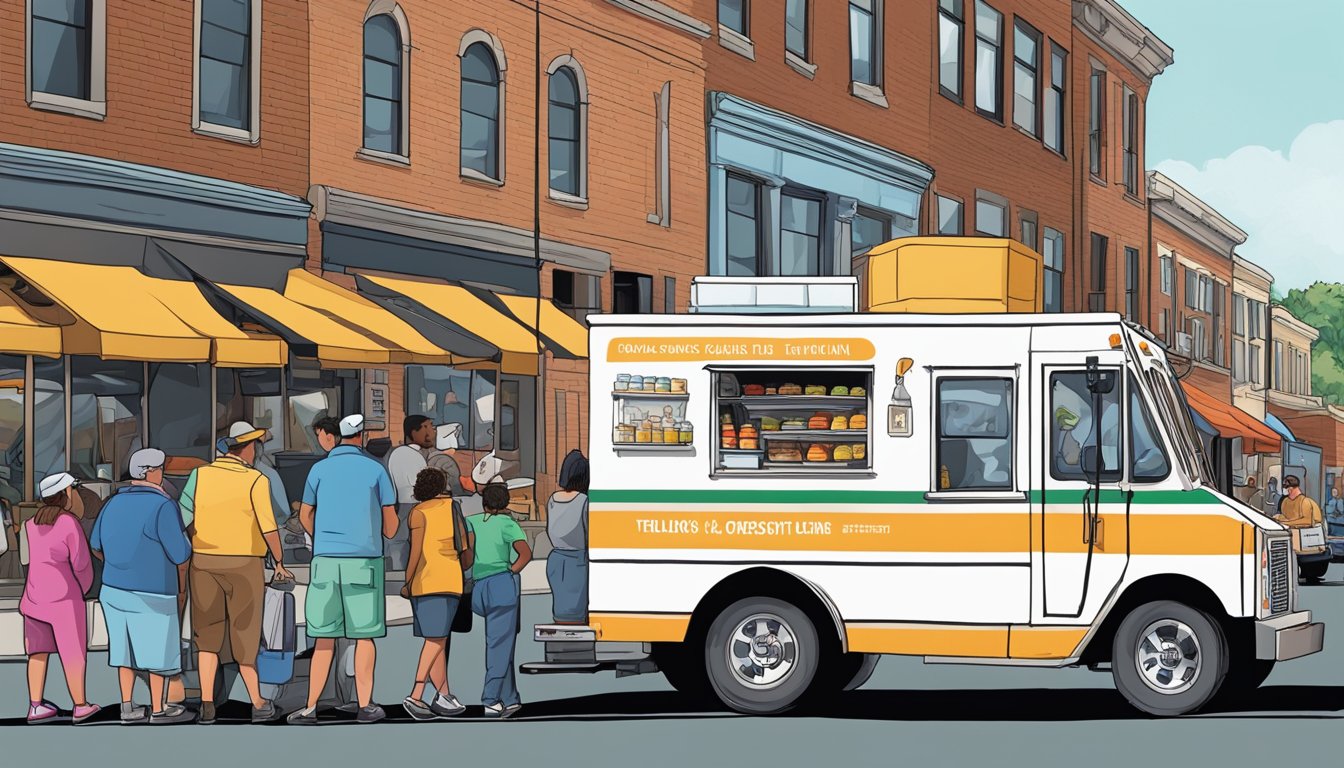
[[363, 13, 404, 156], [547, 63, 586, 199], [460, 42, 502, 181]]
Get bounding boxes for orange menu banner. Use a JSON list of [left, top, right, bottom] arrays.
[[607, 337, 876, 362]]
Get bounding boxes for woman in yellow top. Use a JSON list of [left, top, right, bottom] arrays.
[[400, 467, 473, 720]]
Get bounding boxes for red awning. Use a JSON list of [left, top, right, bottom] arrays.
[[1181, 383, 1282, 454]]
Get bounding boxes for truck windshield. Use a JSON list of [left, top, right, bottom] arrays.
[[1143, 366, 1205, 486]]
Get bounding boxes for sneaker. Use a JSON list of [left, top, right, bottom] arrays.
[[429, 694, 466, 718], [72, 703, 102, 724], [120, 702, 149, 724], [286, 707, 319, 725], [335, 702, 361, 714], [484, 702, 522, 719], [150, 703, 195, 725], [251, 700, 282, 724], [198, 701, 217, 725], [27, 701, 60, 724], [402, 697, 436, 722], [356, 704, 386, 724]]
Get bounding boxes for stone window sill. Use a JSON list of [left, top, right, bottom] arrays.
[[28, 92, 106, 121], [548, 189, 590, 210], [356, 147, 411, 167], [195, 122, 259, 146], [785, 51, 817, 80], [718, 25, 755, 60], [461, 167, 504, 187], [851, 82, 888, 108]]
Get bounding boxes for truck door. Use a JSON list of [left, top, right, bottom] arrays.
[[1035, 354, 1129, 621]]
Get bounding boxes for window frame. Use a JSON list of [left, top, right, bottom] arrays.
[[937, 0, 964, 102], [613, 271, 654, 315], [974, 190, 1008, 237], [973, 0, 1004, 122], [1127, 372, 1171, 483], [1122, 86, 1140, 197], [1088, 67, 1106, 180], [545, 56, 590, 205], [718, 0, 749, 38], [1044, 42, 1067, 154], [929, 371, 1021, 500], [937, 194, 965, 235], [785, 0, 809, 62], [778, 188, 826, 277], [664, 275, 677, 314], [458, 32, 508, 185], [552, 269, 603, 322], [849, 0, 885, 101], [1048, 368, 1124, 484], [1018, 209, 1038, 252], [1042, 226, 1064, 313], [1124, 246, 1139, 321], [724, 171, 766, 277], [26, 0, 107, 120], [1159, 251, 1173, 296], [1011, 17, 1041, 137], [193, 0, 264, 145], [359, 7, 411, 162]]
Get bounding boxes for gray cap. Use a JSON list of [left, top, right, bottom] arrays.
[[129, 448, 166, 480]]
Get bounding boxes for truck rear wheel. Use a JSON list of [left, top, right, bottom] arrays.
[[704, 597, 820, 715], [652, 643, 710, 701], [1111, 600, 1228, 716]]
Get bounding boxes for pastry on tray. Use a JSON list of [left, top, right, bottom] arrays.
[[779, 383, 803, 396], [851, 386, 866, 397], [849, 413, 868, 430], [833, 445, 854, 461], [806, 444, 830, 462], [767, 443, 803, 462], [804, 385, 827, 396], [831, 415, 849, 431], [743, 384, 766, 396], [807, 414, 831, 430], [831, 385, 850, 396]]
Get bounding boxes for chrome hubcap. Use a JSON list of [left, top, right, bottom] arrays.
[[1135, 619, 1202, 695], [727, 613, 797, 690]]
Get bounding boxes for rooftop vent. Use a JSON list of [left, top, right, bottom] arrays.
[[689, 276, 858, 314]]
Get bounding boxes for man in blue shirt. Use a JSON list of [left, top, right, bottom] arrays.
[[89, 448, 194, 724], [287, 414, 398, 725]]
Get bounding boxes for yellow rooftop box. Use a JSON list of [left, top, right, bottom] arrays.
[[861, 237, 1043, 314]]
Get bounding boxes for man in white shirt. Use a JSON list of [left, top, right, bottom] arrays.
[[383, 414, 435, 570]]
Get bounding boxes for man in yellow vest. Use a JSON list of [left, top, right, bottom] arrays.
[[1277, 474, 1324, 531]]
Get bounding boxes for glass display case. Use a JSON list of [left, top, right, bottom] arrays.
[[610, 374, 692, 451], [712, 368, 873, 475]]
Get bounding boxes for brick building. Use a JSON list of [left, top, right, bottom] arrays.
[[303, 0, 709, 531], [1268, 306, 1344, 503]]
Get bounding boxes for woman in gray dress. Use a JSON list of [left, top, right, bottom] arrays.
[[546, 451, 589, 624]]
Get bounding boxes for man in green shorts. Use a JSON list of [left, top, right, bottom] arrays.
[[287, 415, 398, 725]]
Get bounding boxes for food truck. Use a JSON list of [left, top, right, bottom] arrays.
[[524, 239, 1324, 718]]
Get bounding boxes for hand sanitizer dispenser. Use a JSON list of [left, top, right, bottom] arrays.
[[888, 358, 914, 438]]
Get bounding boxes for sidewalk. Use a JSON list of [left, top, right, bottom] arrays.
[[521, 560, 550, 595]]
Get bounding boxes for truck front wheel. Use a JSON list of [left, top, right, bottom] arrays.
[[1299, 559, 1329, 582], [704, 597, 820, 715], [1111, 600, 1228, 716], [652, 642, 710, 701]]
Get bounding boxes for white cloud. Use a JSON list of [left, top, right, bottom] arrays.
[[1154, 120, 1344, 291]]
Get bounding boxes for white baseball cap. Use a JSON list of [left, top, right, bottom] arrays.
[[39, 472, 78, 499], [339, 414, 366, 438], [129, 448, 166, 480]]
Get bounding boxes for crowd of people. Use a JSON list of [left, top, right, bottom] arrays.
[[17, 411, 591, 726]]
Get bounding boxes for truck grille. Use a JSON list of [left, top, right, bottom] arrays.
[[1269, 538, 1291, 615]]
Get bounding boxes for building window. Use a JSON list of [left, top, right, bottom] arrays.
[[1248, 299, 1265, 340], [28, 0, 106, 116], [547, 60, 587, 200], [1160, 253, 1172, 295], [149, 364, 213, 462], [70, 357, 143, 482], [1183, 269, 1198, 310], [664, 276, 677, 313], [1233, 294, 1246, 336], [937, 195, 964, 235], [938, 0, 964, 101], [407, 367, 496, 451], [363, 13, 404, 156], [849, 0, 881, 87], [1042, 227, 1064, 313], [974, 192, 1006, 237], [1273, 341, 1284, 390], [1213, 282, 1226, 367], [974, 1, 1003, 120], [780, 191, 824, 276], [1124, 246, 1139, 321], [725, 173, 763, 276], [852, 209, 891, 258], [786, 0, 808, 60], [460, 40, 504, 182], [1044, 43, 1066, 154], [552, 269, 601, 322], [936, 377, 1015, 491], [1201, 275, 1212, 312], [1122, 87, 1139, 196], [650, 82, 671, 226], [195, 0, 261, 139], [1249, 342, 1262, 384], [1233, 338, 1246, 383], [613, 271, 653, 314], [1189, 317, 1207, 362], [1012, 19, 1040, 136], [1089, 233, 1108, 312], [719, 0, 747, 36], [1159, 309, 1169, 338], [1019, 210, 1038, 251], [1088, 68, 1106, 178]]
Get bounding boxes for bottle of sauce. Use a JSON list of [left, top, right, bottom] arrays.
[[679, 421, 694, 445], [636, 420, 653, 444]]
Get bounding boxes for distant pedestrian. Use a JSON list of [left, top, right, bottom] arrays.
[[468, 482, 532, 718], [20, 472, 100, 724], [287, 414, 398, 726], [180, 426, 293, 724], [385, 414, 436, 570], [90, 448, 194, 724], [400, 467, 472, 720], [546, 450, 590, 625]]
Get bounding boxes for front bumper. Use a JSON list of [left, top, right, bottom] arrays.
[[1255, 611, 1324, 661]]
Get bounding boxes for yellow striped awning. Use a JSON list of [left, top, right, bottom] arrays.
[[494, 294, 589, 359], [0, 289, 62, 358]]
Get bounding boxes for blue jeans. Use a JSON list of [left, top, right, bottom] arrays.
[[471, 572, 521, 707]]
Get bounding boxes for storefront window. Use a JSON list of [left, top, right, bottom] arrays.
[[33, 357, 65, 487], [217, 368, 288, 454], [70, 357, 143, 482], [406, 366, 496, 452], [149, 363, 212, 461], [0, 355, 25, 512], [287, 388, 338, 453]]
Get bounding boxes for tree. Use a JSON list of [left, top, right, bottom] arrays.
[[1280, 282, 1344, 406]]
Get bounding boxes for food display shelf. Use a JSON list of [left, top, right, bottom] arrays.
[[759, 429, 869, 440], [613, 391, 690, 399], [720, 396, 867, 409]]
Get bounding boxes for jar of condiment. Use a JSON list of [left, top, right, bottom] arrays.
[[629, 375, 644, 392], [614, 424, 635, 443], [655, 377, 672, 393], [614, 374, 631, 392], [663, 423, 679, 443], [643, 375, 657, 392], [636, 420, 653, 443], [679, 421, 694, 444]]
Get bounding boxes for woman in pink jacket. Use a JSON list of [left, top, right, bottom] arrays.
[[21, 473, 100, 724]]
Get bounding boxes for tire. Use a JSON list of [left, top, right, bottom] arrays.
[[652, 643, 711, 701], [1299, 560, 1329, 582], [703, 597, 820, 715], [822, 653, 880, 693], [1110, 600, 1228, 717]]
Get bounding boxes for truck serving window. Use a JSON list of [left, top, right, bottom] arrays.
[[936, 378, 1014, 490], [1048, 371, 1121, 482], [1128, 372, 1171, 482], [712, 368, 872, 475]]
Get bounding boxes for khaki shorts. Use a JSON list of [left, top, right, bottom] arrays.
[[190, 554, 264, 665]]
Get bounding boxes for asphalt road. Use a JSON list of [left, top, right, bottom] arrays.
[[3, 565, 1343, 768]]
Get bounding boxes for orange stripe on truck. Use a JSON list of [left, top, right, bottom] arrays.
[[590, 613, 691, 643]]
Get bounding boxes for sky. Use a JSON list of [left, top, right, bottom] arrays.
[[1119, 0, 1344, 290]]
